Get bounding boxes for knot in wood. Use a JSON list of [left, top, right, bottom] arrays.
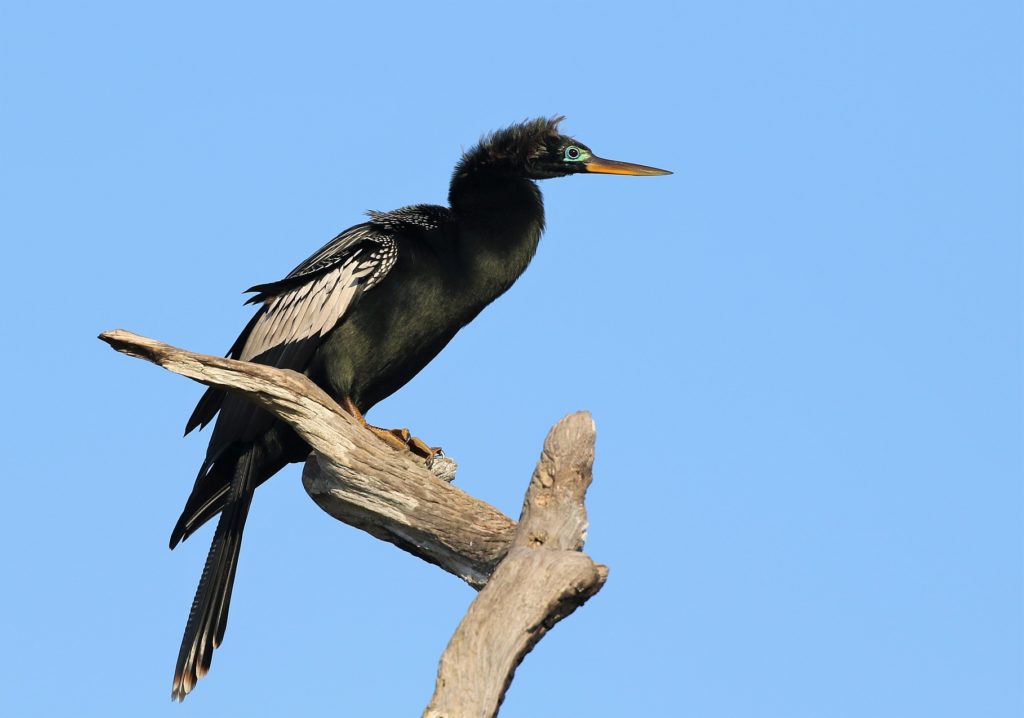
[[526, 530, 548, 548], [535, 467, 555, 489]]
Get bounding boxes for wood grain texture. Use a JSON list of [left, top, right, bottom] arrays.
[[424, 413, 608, 718]]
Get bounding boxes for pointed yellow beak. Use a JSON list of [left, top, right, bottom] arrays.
[[583, 155, 672, 176]]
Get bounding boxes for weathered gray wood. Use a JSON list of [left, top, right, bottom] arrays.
[[101, 330, 608, 715], [424, 412, 608, 718], [99, 329, 516, 587]]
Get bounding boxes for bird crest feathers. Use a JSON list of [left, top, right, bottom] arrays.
[[457, 116, 567, 173]]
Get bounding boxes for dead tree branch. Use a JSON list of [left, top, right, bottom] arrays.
[[100, 329, 607, 716], [424, 412, 607, 718]]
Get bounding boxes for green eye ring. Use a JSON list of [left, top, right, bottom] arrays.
[[563, 145, 586, 162]]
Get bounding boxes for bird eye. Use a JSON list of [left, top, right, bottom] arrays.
[[564, 146, 584, 161]]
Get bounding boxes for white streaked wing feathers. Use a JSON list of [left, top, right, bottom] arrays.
[[239, 255, 375, 362]]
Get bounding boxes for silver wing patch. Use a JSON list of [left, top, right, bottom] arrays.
[[238, 248, 384, 362]]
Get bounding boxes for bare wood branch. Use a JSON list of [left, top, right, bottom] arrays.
[[424, 412, 609, 718], [99, 329, 516, 587], [101, 330, 608, 715]]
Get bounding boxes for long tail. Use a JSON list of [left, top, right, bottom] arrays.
[[171, 444, 261, 701]]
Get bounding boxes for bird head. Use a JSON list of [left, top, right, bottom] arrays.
[[460, 117, 671, 181]]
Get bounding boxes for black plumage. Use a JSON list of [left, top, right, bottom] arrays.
[[169, 117, 669, 700]]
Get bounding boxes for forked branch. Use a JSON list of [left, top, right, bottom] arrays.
[[100, 329, 607, 717]]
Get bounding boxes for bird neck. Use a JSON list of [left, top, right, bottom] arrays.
[[447, 165, 546, 293]]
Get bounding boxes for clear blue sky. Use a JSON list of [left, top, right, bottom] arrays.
[[1, 2, 1020, 716]]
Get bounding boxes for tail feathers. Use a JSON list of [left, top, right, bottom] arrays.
[[185, 387, 226, 436], [171, 446, 259, 702], [183, 310, 266, 437], [169, 475, 230, 549]]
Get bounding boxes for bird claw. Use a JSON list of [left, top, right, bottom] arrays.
[[406, 435, 444, 466], [366, 424, 442, 466]]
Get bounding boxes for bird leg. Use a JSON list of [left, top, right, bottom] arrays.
[[339, 396, 443, 464]]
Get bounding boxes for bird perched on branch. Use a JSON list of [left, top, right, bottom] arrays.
[[170, 116, 670, 700]]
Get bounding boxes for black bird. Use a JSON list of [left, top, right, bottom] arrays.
[[170, 117, 669, 700]]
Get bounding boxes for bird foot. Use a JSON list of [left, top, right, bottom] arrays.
[[338, 397, 442, 466], [367, 425, 443, 466]]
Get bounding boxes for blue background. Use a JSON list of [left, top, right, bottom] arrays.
[[2, 1, 1020, 716]]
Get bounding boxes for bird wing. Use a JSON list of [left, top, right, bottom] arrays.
[[238, 229, 395, 362], [174, 204, 451, 548], [171, 223, 398, 548], [184, 223, 397, 436]]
